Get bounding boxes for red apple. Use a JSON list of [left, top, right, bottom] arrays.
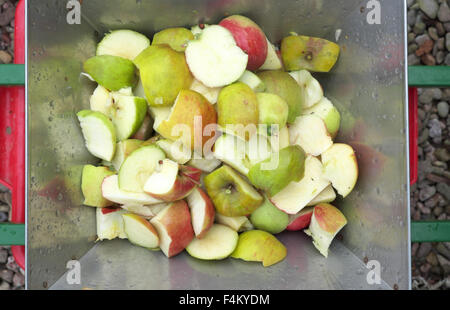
[[186, 188, 215, 239], [286, 207, 314, 231], [219, 15, 268, 71], [143, 159, 200, 202], [150, 201, 194, 257]]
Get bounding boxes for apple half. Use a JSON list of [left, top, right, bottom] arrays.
[[150, 201, 194, 258], [186, 188, 215, 239], [321, 143, 358, 198], [186, 224, 238, 260], [289, 114, 333, 156], [304, 203, 347, 257], [144, 159, 201, 202], [270, 156, 330, 215]]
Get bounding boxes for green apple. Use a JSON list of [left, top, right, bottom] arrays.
[[90, 85, 113, 116], [302, 97, 341, 139], [289, 70, 323, 109], [118, 145, 166, 193], [186, 224, 238, 260], [96, 208, 128, 241], [77, 110, 117, 161], [204, 165, 263, 217], [83, 55, 138, 91], [281, 35, 340, 72], [304, 203, 347, 257], [111, 139, 143, 171], [289, 114, 333, 156], [134, 45, 193, 107], [248, 145, 306, 197], [257, 71, 302, 124], [96, 29, 150, 60], [122, 213, 160, 249], [152, 27, 194, 52], [250, 198, 289, 234], [217, 82, 259, 140], [238, 70, 266, 92], [110, 95, 148, 141], [213, 134, 249, 176], [256, 93, 289, 135], [231, 230, 287, 267], [81, 165, 115, 207]]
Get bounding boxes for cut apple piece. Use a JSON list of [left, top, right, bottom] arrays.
[[238, 71, 266, 92], [307, 185, 336, 206], [97, 29, 150, 60], [304, 203, 347, 257], [77, 110, 117, 162], [143, 159, 200, 202], [111, 95, 148, 141], [186, 224, 238, 260], [190, 79, 222, 105], [215, 214, 253, 232], [231, 230, 287, 267], [102, 175, 163, 206], [150, 201, 194, 258], [156, 139, 192, 165], [118, 145, 166, 193], [82, 165, 115, 208], [286, 207, 314, 231], [122, 213, 160, 249], [152, 27, 194, 52], [111, 139, 143, 171], [132, 115, 154, 141], [289, 70, 323, 109], [191, 24, 211, 36], [120, 204, 166, 218], [246, 133, 272, 167], [149, 106, 172, 131], [90, 85, 113, 117], [270, 156, 330, 214], [187, 188, 215, 239], [185, 25, 248, 88], [321, 144, 358, 198], [96, 207, 127, 241], [187, 154, 222, 173], [213, 134, 249, 176], [289, 115, 333, 156], [204, 165, 263, 217], [302, 97, 341, 139], [260, 38, 283, 71], [250, 198, 289, 234]]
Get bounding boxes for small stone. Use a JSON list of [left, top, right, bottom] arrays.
[[445, 53, 450, 65], [425, 194, 442, 208], [436, 22, 446, 36], [0, 212, 7, 222], [438, 1, 450, 22], [417, 243, 433, 258], [408, 0, 415, 8], [433, 206, 444, 216], [447, 33, 450, 51], [0, 192, 11, 205], [426, 251, 439, 266], [419, 185, 436, 201], [436, 183, 450, 201], [409, 43, 419, 54], [421, 53, 436, 65], [418, 0, 439, 19], [5, 256, 18, 272], [414, 22, 427, 34], [0, 50, 11, 64], [0, 269, 13, 283], [408, 10, 417, 26], [409, 53, 421, 65], [445, 22, 450, 32], [428, 118, 442, 138], [437, 101, 449, 118], [436, 254, 450, 274], [430, 88, 442, 100], [420, 262, 432, 274], [0, 281, 10, 290], [408, 32, 416, 43], [0, 6, 15, 27], [0, 249, 7, 263], [436, 51, 445, 64], [435, 148, 450, 161], [436, 243, 450, 260], [412, 243, 420, 257], [12, 273, 24, 288], [428, 27, 439, 41]]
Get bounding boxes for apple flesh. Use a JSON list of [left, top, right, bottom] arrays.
[[302, 97, 341, 139], [132, 114, 154, 141], [215, 213, 253, 232], [238, 71, 266, 93], [250, 198, 289, 234], [260, 38, 283, 71], [150, 201, 194, 258], [281, 35, 340, 72], [121, 203, 168, 219], [289, 70, 323, 109], [187, 154, 222, 173], [185, 25, 248, 88], [190, 79, 221, 105], [134, 45, 193, 107], [307, 185, 336, 207], [186, 224, 238, 260], [286, 207, 314, 231], [289, 114, 333, 156], [186, 188, 215, 239], [96, 207, 128, 241], [213, 133, 249, 176], [155, 138, 192, 165], [231, 230, 287, 267], [217, 82, 259, 140], [144, 159, 200, 202], [257, 71, 303, 124], [321, 143, 358, 198], [204, 165, 263, 217], [84, 55, 138, 91], [96, 29, 150, 60], [122, 213, 160, 249], [304, 203, 347, 257], [152, 27, 194, 52], [81, 165, 115, 208], [219, 15, 268, 71], [90, 85, 113, 117], [111, 139, 143, 171], [102, 175, 163, 206], [270, 156, 330, 214]]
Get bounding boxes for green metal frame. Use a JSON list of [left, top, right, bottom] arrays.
[[0, 65, 449, 246]]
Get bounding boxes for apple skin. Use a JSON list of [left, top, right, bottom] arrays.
[[82, 165, 115, 208], [219, 15, 268, 71], [180, 164, 202, 184], [286, 207, 314, 231], [150, 200, 194, 258]]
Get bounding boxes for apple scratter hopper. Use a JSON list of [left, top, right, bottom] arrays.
[[26, 0, 410, 289]]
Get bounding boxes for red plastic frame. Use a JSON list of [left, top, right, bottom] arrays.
[[0, 0, 25, 270], [408, 87, 418, 185]]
